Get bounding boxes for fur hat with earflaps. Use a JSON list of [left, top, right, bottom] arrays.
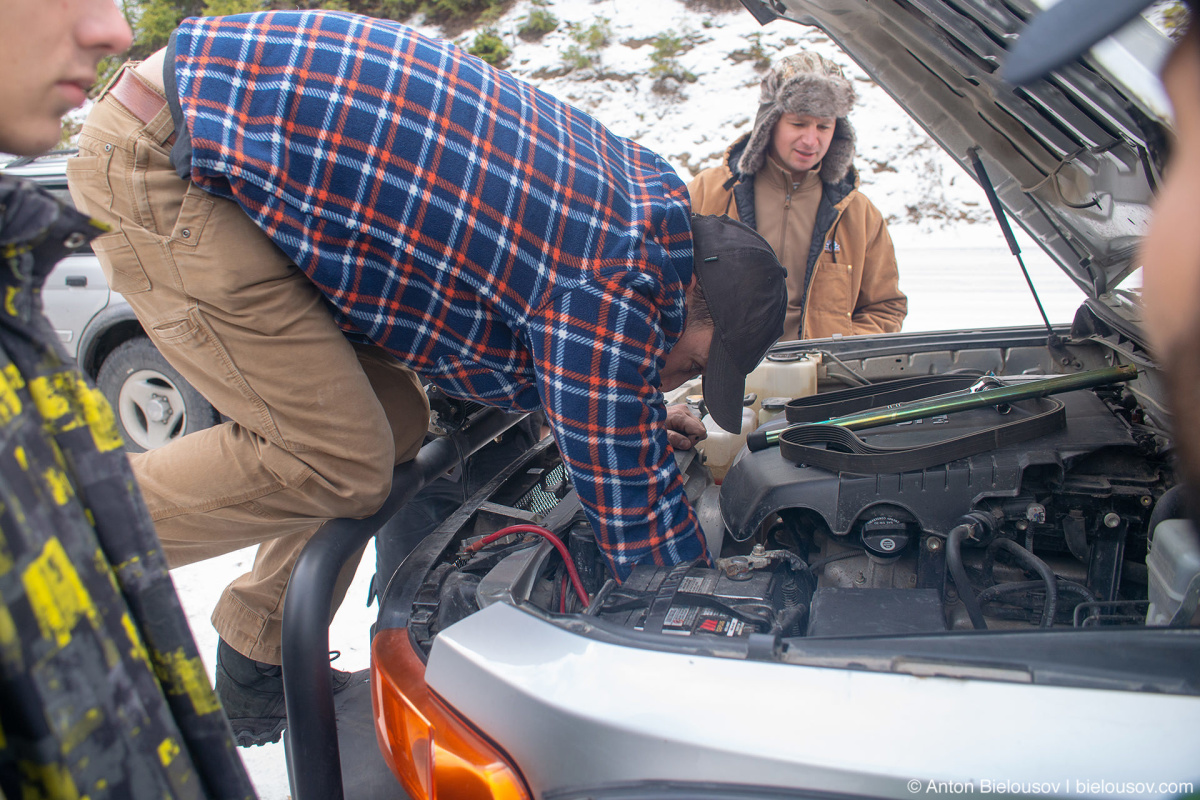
[[737, 51, 858, 184]]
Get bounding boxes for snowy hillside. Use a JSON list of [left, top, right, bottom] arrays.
[[410, 0, 995, 232], [394, 0, 1088, 330]]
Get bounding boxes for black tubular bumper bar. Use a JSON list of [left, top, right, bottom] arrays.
[[282, 407, 529, 800]]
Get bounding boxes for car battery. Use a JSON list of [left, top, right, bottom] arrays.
[[596, 562, 779, 637]]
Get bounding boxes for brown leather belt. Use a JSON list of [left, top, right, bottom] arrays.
[[109, 66, 176, 147]]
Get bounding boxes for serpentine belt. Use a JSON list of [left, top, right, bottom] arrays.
[[778, 376, 1068, 473], [784, 374, 982, 424]]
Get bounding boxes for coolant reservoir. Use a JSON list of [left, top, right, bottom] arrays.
[[1146, 519, 1200, 626], [745, 352, 818, 414], [696, 406, 756, 483], [759, 397, 790, 428]]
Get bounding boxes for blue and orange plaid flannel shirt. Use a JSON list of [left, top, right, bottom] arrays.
[[172, 10, 708, 578]]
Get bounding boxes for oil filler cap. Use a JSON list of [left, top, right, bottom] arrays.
[[861, 515, 911, 557]]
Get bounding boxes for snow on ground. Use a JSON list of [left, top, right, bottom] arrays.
[[168, 0, 1102, 795]]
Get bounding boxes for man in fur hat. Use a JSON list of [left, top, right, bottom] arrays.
[[689, 51, 907, 341]]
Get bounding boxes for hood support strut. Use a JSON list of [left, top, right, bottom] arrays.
[[968, 147, 1080, 369]]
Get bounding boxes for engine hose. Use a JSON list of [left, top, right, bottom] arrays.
[[978, 579, 1096, 605], [772, 602, 809, 637], [985, 538, 1058, 627], [947, 524, 988, 630], [773, 568, 810, 638], [782, 574, 803, 605], [776, 549, 811, 573], [1149, 483, 1190, 537], [1122, 561, 1149, 585]]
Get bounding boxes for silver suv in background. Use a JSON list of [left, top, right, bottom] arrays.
[[2, 152, 219, 451]]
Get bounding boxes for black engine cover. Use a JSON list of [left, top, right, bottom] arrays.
[[720, 388, 1138, 540]]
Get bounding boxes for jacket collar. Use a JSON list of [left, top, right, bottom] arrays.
[[722, 133, 859, 204]]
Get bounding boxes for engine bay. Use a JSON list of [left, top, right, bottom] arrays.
[[396, 324, 1195, 659], [716, 375, 1167, 634]]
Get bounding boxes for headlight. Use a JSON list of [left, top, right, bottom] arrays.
[[372, 627, 531, 800]]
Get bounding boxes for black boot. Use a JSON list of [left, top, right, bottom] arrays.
[[215, 639, 365, 747]]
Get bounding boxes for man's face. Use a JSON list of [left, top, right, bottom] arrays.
[[0, 0, 131, 156], [660, 321, 713, 392], [1139, 24, 1200, 487], [769, 112, 837, 174]]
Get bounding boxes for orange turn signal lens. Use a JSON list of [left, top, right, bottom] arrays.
[[372, 628, 532, 800]]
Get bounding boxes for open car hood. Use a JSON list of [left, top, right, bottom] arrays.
[[739, 0, 1174, 300]]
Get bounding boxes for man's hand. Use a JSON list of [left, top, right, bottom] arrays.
[[665, 403, 706, 451]]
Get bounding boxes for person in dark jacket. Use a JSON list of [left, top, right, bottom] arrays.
[[689, 51, 907, 341], [0, 2, 257, 797]]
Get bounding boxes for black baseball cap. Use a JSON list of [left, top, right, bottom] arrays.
[[1002, 0, 1164, 86], [690, 214, 787, 433]]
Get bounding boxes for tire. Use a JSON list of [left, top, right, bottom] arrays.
[[96, 337, 220, 452]]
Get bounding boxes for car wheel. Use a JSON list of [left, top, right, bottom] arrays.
[[96, 337, 219, 452]]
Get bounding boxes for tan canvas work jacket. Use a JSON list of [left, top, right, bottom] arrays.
[[688, 136, 907, 341]]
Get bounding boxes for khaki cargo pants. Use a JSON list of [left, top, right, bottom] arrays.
[[67, 61, 430, 665]]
